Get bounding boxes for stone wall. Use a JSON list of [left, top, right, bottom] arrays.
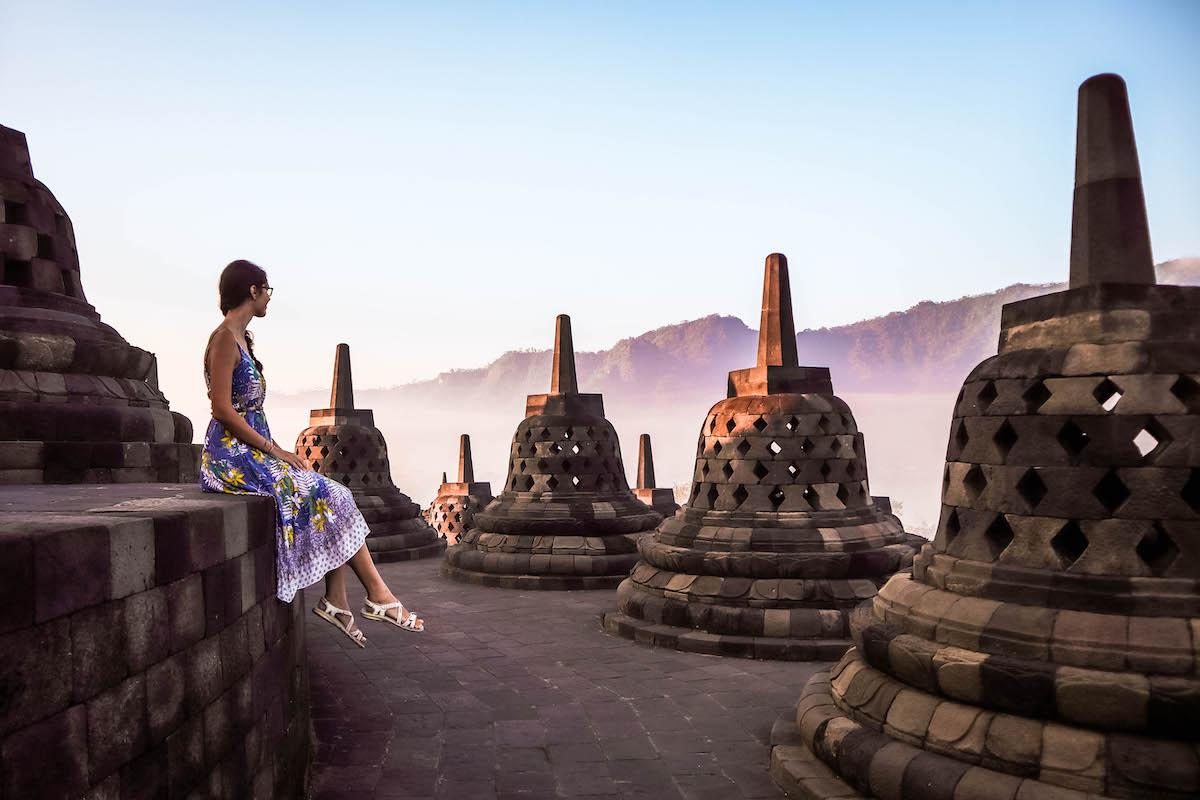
[[0, 485, 310, 799]]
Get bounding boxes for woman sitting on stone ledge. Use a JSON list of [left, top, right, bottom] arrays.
[[200, 259, 424, 644]]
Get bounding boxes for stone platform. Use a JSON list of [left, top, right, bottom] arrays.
[[306, 557, 832, 800], [0, 484, 310, 799]]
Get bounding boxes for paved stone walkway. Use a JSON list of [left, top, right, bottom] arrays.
[[305, 558, 831, 800]]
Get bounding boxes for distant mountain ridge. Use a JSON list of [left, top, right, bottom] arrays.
[[300, 258, 1200, 405]]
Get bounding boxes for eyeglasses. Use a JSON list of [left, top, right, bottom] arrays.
[[260, 285, 274, 297]]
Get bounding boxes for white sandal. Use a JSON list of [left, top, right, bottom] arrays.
[[361, 598, 424, 632], [313, 597, 368, 648]]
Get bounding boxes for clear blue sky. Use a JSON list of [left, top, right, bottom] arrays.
[[2, 2, 1197, 421]]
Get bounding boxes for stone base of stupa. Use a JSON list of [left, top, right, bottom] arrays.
[[354, 488, 444, 563], [634, 487, 680, 520], [767, 654, 1148, 800], [601, 609, 853, 661], [443, 530, 643, 590]]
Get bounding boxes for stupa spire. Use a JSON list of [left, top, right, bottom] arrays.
[[550, 314, 578, 394], [457, 433, 475, 483], [330, 343, 355, 410], [636, 434, 655, 490], [755, 253, 798, 369], [1069, 73, 1155, 287]]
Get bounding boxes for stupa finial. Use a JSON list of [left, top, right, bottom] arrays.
[[1069, 73, 1155, 287], [458, 433, 475, 483], [756, 253, 798, 369], [636, 434, 655, 490], [442, 471, 448, 484], [330, 343, 354, 410], [550, 314, 579, 394]]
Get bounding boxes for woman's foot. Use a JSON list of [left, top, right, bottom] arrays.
[[313, 596, 367, 647], [363, 591, 424, 631]]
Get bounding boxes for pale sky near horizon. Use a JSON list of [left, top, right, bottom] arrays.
[[2, 2, 1198, 418]]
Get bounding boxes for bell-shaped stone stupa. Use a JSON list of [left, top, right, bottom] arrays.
[[428, 433, 495, 545], [633, 434, 680, 519], [295, 344, 442, 562], [604, 253, 923, 659], [770, 74, 1200, 800], [444, 314, 662, 589], [0, 125, 196, 482]]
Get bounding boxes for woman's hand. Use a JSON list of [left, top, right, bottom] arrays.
[[271, 446, 308, 472]]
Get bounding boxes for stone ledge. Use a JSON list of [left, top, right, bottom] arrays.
[[0, 484, 310, 799]]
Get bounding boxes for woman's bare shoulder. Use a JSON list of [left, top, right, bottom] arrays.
[[206, 326, 239, 360]]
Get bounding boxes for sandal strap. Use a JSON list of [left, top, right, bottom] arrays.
[[321, 596, 352, 617], [365, 598, 403, 611]]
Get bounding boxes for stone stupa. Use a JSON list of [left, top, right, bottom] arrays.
[[770, 74, 1200, 800], [428, 433, 495, 544], [444, 314, 662, 589], [633, 433, 680, 519], [0, 124, 196, 483], [295, 343, 442, 562], [603, 253, 924, 659]]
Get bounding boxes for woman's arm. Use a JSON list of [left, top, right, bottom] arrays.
[[206, 330, 304, 468]]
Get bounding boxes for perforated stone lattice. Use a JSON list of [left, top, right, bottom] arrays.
[[935, 371, 1200, 579], [504, 421, 629, 495], [296, 428, 392, 489]]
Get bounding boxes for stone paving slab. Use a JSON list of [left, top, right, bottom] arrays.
[[305, 558, 831, 800]]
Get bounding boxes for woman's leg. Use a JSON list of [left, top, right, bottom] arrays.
[[324, 565, 349, 609], [345, 544, 423, 626]]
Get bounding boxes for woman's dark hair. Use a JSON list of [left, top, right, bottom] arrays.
[[218, 259, 267, 373]]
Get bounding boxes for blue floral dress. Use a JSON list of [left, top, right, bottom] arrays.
[[200, 344, 369, 602]]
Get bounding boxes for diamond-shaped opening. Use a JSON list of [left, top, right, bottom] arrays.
[[1093, 469, 1131, 512], [769, 487, 786, 509], [304, 447, 312, 458], [800, 437, 815, 454], [803, 485, 821, 509], [752, 461, 769, 481], [313, 435, 323, 446], [963, 465, 987, 501], [1183, 469, 1200, 513], [836, 484, 850, 506], [1170, 375, 1200, 412], [572, 475, 581, 488], [1137, 523, 1178, 577], [767, 440, 781, 456], [1057, 420, 1089, 456], [587, 426, 595, 437], [753, 416, 767, 433], [732, 484, 749, 506], [511, 476, 520, 489], [549, 442, 562, 455], [820, 461, 831, 478], [945, 509, 961, 544], [692, 484, 701, 499], [540, 428, 553, 440], [788, 462, 799, 478], [721, 462, 734, 480], [786, 416, 799, 432], [453, 512, 462, 523], [320, 446, 329, 457], [701, 462, 711, 477], [1133, 418, 1171, 459], [993, 421, 1018, 459], [1015, 468, 1047, 509], [725, 417, 737, 433], [546, 475, 559, 490], [736, 439, 752, 456], [830, 438, 842, 454], [564, 427, 573, 439], [706, 484, 719, 506], [1094, 378, 1123, 412], [518, 461, 527, 473], [537, 459, 549, 471], [1023, 380, 1052, 413], [571, 443, 581, 455], [984, 515, 1014, 560], [311, 461, 321, 471], [977, 381, 998, 411], [841, 414, 851, 429], [712, 441, 723, 456], [524, 429, 532, 441], [1051, 520, 1088, 568], [523, 475, 536, 491], [954, 420, 970, 451], [818, 415, 831, 433], [562, 459, 572, 472]]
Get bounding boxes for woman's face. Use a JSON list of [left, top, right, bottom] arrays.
[[250, 281, 272, 317]]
